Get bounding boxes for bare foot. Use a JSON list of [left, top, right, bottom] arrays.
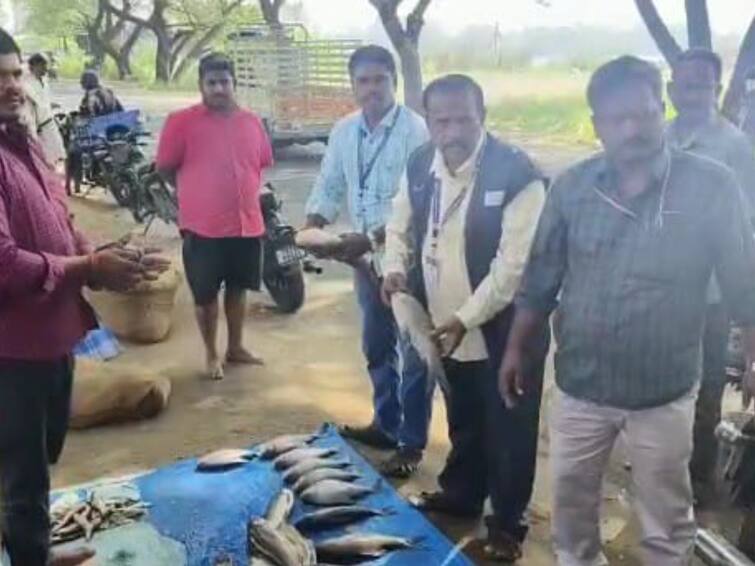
[[49, 547, 96, 566], [225, 347, 264, 366], [206, 357, 224, 380]]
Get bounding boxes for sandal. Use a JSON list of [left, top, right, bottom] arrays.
[[338, 424, 397, 450], [483, 530, 524, 563], [380, 449, 422, 479], [409, 490, 482, 518]]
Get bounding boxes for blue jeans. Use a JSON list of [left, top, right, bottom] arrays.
[[354, 267, 433, 451]]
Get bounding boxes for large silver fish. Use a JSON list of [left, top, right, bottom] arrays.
[[299, 479, 379, 506], [282, 458, 351, 484], [273, 447, 339, 471], [314, 533, 420, 563], [248, 518, 316, 566], [292, 468, 360, 495], [196, 448, 254, 472], [391, 292, 449, 394], [264, 489, 295, 529], [257, 435, 318, 460], [294, 506, 393, 531]]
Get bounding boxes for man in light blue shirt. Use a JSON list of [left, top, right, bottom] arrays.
[[305, 45, 430, 477]]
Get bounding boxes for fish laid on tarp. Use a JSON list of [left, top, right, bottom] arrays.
[[294, 506, 393, 531], [299, 479, 379, 506], [248, 518, 316, 566], [314, 533, 421, 563], [196, 449, 254, 472], [265, 489, 295, 529], [282, 458, 352, 484], [258, 434, 319, 460], [391, 292, 449, 394], [293, 469, 360, 495], [274, 447, 338, 471]]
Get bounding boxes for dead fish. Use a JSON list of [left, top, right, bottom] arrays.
[[294, 506, 393, 531], [274, 447, 338, 471], [391, 292, 449, 394], [315, 533, 421, 563], [196, 448, 254, 472], [294, 228, 342, 251], [264, 489, 295, 529], [293, 468, 360, 495], [278, 523, 317, 565], [249, 518, 313, 566], [282, 458, 351, 484], [300, 479, 380, 506], [257, 435, 318, 460]]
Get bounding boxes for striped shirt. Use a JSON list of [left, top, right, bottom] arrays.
[[517, 149, 755, 409]]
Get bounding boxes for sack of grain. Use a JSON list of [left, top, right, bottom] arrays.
[[71, 358, 172, 429], [87, 267, 181, 344]]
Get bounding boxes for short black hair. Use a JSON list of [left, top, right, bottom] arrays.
[[348, 45, 397, 83], [423, 74, 485, 116], [0, 28, 20, 59], [587, 55, 663, 111], [28, 52, 47, 67], [80, 69, 99, 90], [672, 48, 723, 83], [199, 52, 235, 82]]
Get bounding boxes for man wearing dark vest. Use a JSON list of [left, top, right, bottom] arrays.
[[383, 74, 549, 562]]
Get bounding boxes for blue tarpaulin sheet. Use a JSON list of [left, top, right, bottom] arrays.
[[54, 424, 474, 566]]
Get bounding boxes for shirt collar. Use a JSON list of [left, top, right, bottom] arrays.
[[667, 114, 723, 151], [595, 145, 670, 195], [359, 103, 399, 135], [431, 131, 487, 181]]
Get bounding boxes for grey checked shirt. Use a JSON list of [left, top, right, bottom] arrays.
[[517, 149, 755, 409]]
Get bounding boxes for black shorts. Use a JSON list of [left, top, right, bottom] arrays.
[[182, 232, 262, 306]]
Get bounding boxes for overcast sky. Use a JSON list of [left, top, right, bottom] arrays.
[[300, 0, 754, 37]]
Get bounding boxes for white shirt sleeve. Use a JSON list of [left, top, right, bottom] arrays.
[[456, 180, 546, 330], [382, 172, 414, 276]]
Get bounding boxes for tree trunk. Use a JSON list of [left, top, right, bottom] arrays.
[[259, 0, 284, 26], [634, 0, 683, 64], [722, 16, 755, 121], [397, 43, 423, 112], [685, 0, 712, 49], [171, 23, 226, 82], [155, 31, 172, 83]]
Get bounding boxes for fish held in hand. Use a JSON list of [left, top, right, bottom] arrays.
[[196, 448, 254, 472], [391, 293, 449, 394]]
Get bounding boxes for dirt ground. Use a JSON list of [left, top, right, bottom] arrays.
[[48, 81, 738, 565]]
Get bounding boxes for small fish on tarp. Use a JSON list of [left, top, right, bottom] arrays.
[[294, 506, 393, 531], [315, 533, 421, 564], [293, 468, 360, 495], [257, 434, 319, 460], [299, 479, 379, 506], [274, 447, 338, 471], [265, 489, 295, 529], [248, 517, 316, 566], [391, 292, 449, 394], [282, 458, 352, 484], [196, 449, 254, 472]]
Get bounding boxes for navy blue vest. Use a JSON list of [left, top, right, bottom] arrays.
[[405, 134, 545, 370]]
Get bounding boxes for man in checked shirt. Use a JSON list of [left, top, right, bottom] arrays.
[[500, 56, 755, 565]]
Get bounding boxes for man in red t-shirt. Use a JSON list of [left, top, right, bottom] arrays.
[[157, 53, 273, 380]]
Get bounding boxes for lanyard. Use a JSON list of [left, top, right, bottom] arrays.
[[357, 106, 401, 191]]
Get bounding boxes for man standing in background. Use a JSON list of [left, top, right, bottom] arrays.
[[667, 48, 755, 507], [23, 53, 65, 166], [157, 53, 273, 381], [304, 45, 431, 478]]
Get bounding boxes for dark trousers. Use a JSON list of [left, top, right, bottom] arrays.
[[0, 357, 74, 565], [438, 354, 546, 541], [691, 303, 729, 491]]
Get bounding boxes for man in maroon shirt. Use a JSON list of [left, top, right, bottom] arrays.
[[0, 29, 166, 566]]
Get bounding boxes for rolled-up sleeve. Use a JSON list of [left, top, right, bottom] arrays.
[[383, 172, 414, 276], [515, 175, 569, 314], [711, 169, 755, 326], [305, 123, 347, 223]]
